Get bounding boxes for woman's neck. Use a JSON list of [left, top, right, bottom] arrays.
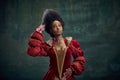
[[54, 35, 63, 44]]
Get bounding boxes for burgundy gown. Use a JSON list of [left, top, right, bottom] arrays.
[[27, 31, 86, 80]]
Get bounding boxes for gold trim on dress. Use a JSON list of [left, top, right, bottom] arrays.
[[65, 37, 72, 45], [46, 38, 53, 46], [46, 37, 72, 80], [54, 46, 68, 80], [46, 37, 72, 47]]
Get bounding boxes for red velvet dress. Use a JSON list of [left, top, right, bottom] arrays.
[[27, 31, 86, 80]]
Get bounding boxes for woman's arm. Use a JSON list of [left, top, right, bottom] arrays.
[[27, 25, 50, 56], [70, 40, 86, 75]]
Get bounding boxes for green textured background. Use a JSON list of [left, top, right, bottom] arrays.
[[0, 0, 120, 80]]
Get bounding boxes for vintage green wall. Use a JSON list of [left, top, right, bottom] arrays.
[[0, 0, 120, 80]]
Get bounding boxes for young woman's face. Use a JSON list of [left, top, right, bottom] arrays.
[[51, 20, 63, 37]]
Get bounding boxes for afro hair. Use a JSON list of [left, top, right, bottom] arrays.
[[41, 9, 64, 37]]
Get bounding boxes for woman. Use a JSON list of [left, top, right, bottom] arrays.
[[27, 9, 86, 80]]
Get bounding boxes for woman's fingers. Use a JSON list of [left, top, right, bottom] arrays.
[[63, 68, 72, 78], [39, 25, 45, 31], [36, 25, 45, 33]]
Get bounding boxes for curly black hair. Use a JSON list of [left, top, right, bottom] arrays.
[[41, 9, 64, 37]]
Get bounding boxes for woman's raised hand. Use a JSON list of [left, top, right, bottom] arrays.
[[36, 24, 45, 33]]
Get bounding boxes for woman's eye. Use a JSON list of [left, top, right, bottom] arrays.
[[52, 24, 61, 28], [58, 24, 61, 27], [53, 25, 56, 28]]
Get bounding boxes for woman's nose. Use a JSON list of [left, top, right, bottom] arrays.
[[56, 25, 59, 29]]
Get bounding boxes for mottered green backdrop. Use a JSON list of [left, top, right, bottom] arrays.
[[0, 0, 120, 80]]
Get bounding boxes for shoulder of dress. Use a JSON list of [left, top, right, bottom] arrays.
[[65, 37, 72, 45], [46, 38, 53, 47], [46, 37, 73, 46]]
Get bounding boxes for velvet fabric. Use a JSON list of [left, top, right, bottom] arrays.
[[27, 31, 86, 80]]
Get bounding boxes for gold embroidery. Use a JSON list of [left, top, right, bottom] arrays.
[[47, 37, 72, 80], [54, 47, 68, 80], [46, 38, 52, 46], [65, 37, 72, 45], [46, 37, 72, 47]]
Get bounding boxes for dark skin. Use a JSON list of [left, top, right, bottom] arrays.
[[51, 20, 66, 51], [36, 20, 72, 78]]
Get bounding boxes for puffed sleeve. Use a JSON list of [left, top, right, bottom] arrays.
[[70, 40, 86, 75], [26, 31, 50, 56]]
